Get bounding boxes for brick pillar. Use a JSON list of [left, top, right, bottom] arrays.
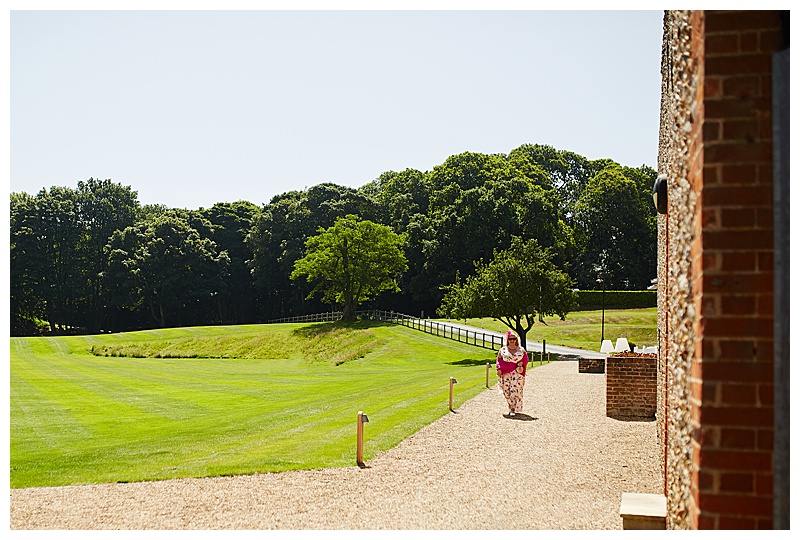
[[692, 10, 780, 530], [606, 354, 658, 419]]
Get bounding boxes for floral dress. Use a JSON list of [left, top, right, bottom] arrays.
[[497, 346, 528, 413]]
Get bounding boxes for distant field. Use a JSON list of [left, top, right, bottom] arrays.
[[10, 321, 511, 489], [455, 308, 658, 353]]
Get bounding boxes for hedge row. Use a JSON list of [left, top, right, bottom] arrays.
[[575, 290, 656, 311]]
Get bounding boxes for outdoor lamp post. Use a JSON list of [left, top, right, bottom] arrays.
[[596, 277, 606, 345]]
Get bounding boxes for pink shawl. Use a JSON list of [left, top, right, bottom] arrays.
[[496, 330, 528, 376]]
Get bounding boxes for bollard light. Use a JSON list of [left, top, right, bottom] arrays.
[[614, 338, 631, 352], [485, 363, 491, 388], [449, 377, 458, 411], [356, 411, 369, 466]]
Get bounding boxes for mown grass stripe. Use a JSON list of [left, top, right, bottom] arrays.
[[10, 322, 497, 488]]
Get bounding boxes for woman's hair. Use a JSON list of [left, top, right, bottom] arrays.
[[504, 330, 520, 348]]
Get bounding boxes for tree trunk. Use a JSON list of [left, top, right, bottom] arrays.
[[516, 326, 529, 351], [342, 299, 357, 322]]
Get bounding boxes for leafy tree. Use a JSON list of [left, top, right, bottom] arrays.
[[622, 164, 660, 212], [414, 152, 565, 312], [247, 184, 381, 320], [10, 192, 46, 334], [138, 203, 169, 221], [200, 201, 260, 323], [369, 168, 430, 231], [17, 186, 85, 332], [506, 144, 556, 190], [291, 215, 407, 321], [75, 178, 140, 332], [105, 213, 229, 328], [437, 237, 577, 349], [305, 183, 378, 225], [572, 168, 657, 289], [247, 191, 310, 320], [10, 181, 139, 333]]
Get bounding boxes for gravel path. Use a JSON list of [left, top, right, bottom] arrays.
[[10, 360, 663, 530]]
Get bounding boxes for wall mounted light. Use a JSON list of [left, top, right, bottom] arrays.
[[653, 174, 668, 214]]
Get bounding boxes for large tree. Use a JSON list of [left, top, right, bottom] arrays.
[[15, 186, 84, 332], [201, 201, 260, 324], [368, 168, 430, 232], [248, 184, 381, 319], [75, 178, 140, 332], [572, 167, 657, 289], [105, 212, 229, 328], [10, 192, 46, 334], [10, 180, 140, 334], [413, 152, 565, 312], [437, 237, 577, 349], [291, 215, 407, 321]]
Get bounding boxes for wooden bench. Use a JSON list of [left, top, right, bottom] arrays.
[[619, 492, 667, 529]]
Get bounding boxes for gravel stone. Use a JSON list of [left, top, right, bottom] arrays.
[[10, 360, 663, 529]]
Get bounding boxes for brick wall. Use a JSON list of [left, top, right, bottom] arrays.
[[606, 355, 657, 419], [578, 357, 605, 373], [658, 9, 781, 530], [693, 10, 779, 530]]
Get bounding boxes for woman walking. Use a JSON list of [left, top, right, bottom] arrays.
[[496, 330, 529, 417]]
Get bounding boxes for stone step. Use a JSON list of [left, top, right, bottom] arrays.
[[620, 492, 667, 530]]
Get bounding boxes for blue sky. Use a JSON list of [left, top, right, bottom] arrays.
[[9, 4, 665, 210]]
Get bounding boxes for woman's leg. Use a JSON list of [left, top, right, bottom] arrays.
[[499, 373, 515, 413], [509, 373, 524, 412]]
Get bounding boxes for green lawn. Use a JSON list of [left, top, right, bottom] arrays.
[[11, 321, 509, 489], [454, 307, 657, 352]]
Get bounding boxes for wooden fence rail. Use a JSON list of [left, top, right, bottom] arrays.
[[370, 310, 503, 351], [268, 311, 343, 324]]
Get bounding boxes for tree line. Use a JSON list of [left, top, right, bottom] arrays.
[[10, 144, 658, 336]]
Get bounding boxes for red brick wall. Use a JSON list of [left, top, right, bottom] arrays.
[[606, 355, 657, 419], [578, 357, 605, 374], [692, 10, 780, 530], [687, 9, 707, 529]]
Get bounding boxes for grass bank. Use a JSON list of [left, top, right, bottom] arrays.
[[11, 321, 518, 489]]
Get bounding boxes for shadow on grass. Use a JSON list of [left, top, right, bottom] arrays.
[[446, 358, 494, 367], [291, 319, 392, 338]]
